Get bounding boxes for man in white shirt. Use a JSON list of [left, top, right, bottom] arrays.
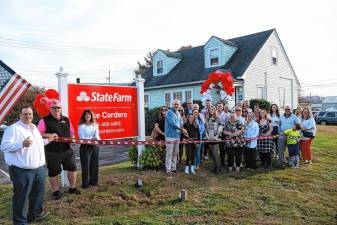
[[0, 106, 55, 225]]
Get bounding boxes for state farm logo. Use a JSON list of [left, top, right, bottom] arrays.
[[76, 91, 90, 102], [76, 91, 132, 102]]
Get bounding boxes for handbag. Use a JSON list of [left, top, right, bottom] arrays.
[[150, 127, 159, 141], [302, 131, 314, 139]]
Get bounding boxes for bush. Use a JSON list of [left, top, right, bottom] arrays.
[[145, 107, 160, 136], [128, 146, 138, 165], [128, 145, 166, 169], [249, 99, 271, 111]]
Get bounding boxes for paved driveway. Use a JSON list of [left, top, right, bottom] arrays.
[[0, 144, 131, 184]]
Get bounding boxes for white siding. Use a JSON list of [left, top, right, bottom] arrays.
[[243, 30, 299, 109]]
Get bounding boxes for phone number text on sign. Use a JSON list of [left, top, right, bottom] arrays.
[[68, 84, 138, 139]]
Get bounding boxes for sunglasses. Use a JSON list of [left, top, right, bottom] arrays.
[[235, 109, 241, 112], [285, 109, 291, 111], [51, 107, 61, 110], [161, 108, 167, 111]]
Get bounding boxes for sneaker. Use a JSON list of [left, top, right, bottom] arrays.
[[190, 165, 196, 175], [205, 156, 209, 160], [82, 184, 90, 189], [235, 167, 240, 173], [309, 160, 312, 164], [184, 166, 190, 174], [171, 170, 178, 174], [305, 160, 309, 163], [52, 190, 62, 200], [228, 167, 233, 172], [69, 187, 81, 195]]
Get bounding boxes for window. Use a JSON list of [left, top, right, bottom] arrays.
[[210, 48, 219, 66], [327, 112, 336, 118], [165, 93, 171, 107], [173, 91, 183, 101], [157, 60, 163, 74], [257, 86, 266, 99], [185, 90, 192, 100], [272, 47, 278, 65], [164, 89, 193, 107], [144, 94, 149, 109]]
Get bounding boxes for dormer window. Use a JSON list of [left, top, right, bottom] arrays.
[[210, 48, 219, 66], [272, 47, 278, 65], [157, 60, 163, 74]]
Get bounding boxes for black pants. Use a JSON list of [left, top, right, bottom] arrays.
[[185, 143, 196, 166], [227, 147, 243, 168], [179, 143, 184, 161], [219, 142, 227, 166], [80, 144, 99, 186], [245, 147, 257, 169], [259, 152, 271, 168]]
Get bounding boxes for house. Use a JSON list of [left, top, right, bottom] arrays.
[[322, 96, 337, 111], [142, 29, 300, 110]]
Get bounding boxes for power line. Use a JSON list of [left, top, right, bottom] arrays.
[[0, 37, 149, 55]]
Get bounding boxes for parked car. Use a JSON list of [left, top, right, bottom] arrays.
[[315, 111, 337, 125]]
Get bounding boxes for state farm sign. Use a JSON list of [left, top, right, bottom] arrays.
[[68, 84, 138, 139]]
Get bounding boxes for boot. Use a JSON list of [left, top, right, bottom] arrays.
[[184, 166, 190, 174], [190, 165, 196, 174]]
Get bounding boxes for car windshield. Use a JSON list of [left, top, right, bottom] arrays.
[[318, 112, 326, 116]]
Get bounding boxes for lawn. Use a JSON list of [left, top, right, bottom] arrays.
[[0, 125, 337, 225]]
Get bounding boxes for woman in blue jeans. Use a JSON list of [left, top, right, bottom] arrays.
[[193, 109, 205, 170]]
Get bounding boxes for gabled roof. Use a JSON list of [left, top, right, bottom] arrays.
[[211, 36, 238, 48], [143, 29, 275, 89], [158, 49, 182, 59]]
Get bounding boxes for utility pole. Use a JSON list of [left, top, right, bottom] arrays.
[[108, 70, 111, 84]]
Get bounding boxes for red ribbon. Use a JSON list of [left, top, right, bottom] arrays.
[[55, 135, 279, 146]]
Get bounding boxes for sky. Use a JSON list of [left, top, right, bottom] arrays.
[[0, 0, 336, 96]]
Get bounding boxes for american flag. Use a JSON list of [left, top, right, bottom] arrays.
[[0, 60, 31, 124]]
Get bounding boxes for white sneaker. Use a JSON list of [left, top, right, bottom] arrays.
[[190, 165, 196, 174], [205, 156, 209, 160], [184, 166, 190, 174], [305, 160, 309, 163], [228, 167, 233, 172]]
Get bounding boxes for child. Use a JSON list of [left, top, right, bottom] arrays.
[[284, 123, 302, 168], [183, 114, 200, 174]]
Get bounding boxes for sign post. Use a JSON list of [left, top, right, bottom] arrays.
[[134, 75, 145, 168], [55, 66, 70, 188]]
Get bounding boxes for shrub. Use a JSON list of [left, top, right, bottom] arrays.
[[128, 146, 138, 165], [249, 99, 271, 111], [145, 107, 160, 136], [129, 145, 166, 169]]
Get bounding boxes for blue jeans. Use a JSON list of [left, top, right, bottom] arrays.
[[9, 166, 45, 225], [195, 143, 202, 167]]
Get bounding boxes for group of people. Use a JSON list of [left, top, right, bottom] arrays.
[[154, 99, 317, 176], [0, 100, 100, 225]]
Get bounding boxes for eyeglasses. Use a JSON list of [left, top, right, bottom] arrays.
[[51, 107, 61, 110], [235, 109, 241, 112]]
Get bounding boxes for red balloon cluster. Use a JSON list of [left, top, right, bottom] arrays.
[[200, 71, 234, 95], [33, 89, 59, 118]]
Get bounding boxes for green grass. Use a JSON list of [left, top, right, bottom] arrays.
[[1, 125, 337, 225]]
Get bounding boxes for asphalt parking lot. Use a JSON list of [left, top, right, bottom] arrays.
[[0, 144, 130, 184]]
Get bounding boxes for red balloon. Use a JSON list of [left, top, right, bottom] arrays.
[[45, 89, 59, 99]]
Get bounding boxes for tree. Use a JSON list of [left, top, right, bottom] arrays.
[[5, 86, 45, 125], [134, 51, 155, 77], [177, 45, 193, 51]]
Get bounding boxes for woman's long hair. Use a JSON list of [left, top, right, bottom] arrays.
[[79, 109, 96, 125], [269, 103, 280, 117], [158, 106, 167, 121]]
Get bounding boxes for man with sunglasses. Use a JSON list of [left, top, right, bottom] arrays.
[[278, 106, 299, 163], [38, 100, 81, 200]]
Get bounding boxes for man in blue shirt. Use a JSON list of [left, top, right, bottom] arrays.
[[278, 106, 299, 163], [165, 99, 187, 175]]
